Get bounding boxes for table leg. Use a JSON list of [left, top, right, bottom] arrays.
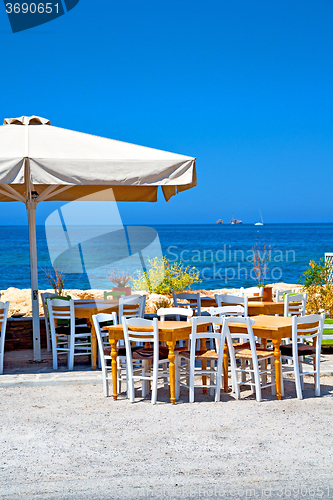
[[223, 342, 229, 393], [167, 340, 176, 405], [273, 339, 282, 400], [110, 339, 118, 400], [89, 317, 98, 370]]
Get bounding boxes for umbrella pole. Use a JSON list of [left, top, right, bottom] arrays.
[[27, 201, 41, 361]]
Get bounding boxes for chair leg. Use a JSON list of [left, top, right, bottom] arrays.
[[52, 348, 58, 371], [299, 360, 304, 391], [103, 366, 109, 397], [294, 356, 303, 400], [215, 352, 223, 403], [142, 360, 149, 398], [253, 361, 262, 402], [162, 362, 168, 389], [229, 355, 240, 399], [241, 359, 247, 383], [68, 336, 75, 371], [249, 360, 255, 394], [210, 361, 215, 396], [127, 363, 135, 403], [315, 346, 321, 397], [189, 355, 195, 403], [151, 359, 158, 405]]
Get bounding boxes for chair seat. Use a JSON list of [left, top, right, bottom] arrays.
[[280, 343, 316, 356], [56, 325, 91, 335], [235, 348, 274, 360], [132, 348, 169, 361], [103, 345, 169, 360], [103, 346, 141, 357], [233, 342, 251, 349], [175, 345, 188, 352], [181, 349, 219, 360]]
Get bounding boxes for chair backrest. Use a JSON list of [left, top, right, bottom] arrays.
[[172, 292, 201, 316], [46, 297, 75, 336], [275, 289, 292, 302], [210, 305, 245, 317], [292, 314, 324, 346], [221, 316, 257, 354], [118, 295, 146, 319], [41, 292, 69, 324], [122, 316, 159, 345], [190, 315, 224, 341], [92, 312, 118, 361], [214, 294, 248, 316], [284, 293, 307, 317], [322, 320, 333, 343], [157, 307, 193, 322], [0, 300, 10, 351]]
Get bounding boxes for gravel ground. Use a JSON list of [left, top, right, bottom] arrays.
[[0, 377, 333, 500]]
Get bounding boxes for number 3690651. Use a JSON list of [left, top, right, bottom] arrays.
[[5, 3, 59, 14]]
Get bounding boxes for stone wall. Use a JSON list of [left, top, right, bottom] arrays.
[[5, 318, 48, 351]]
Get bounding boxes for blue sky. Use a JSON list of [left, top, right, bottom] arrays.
[[0, 0, 332, 224]]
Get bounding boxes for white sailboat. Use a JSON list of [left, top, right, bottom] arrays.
[[254, 210, 264, 226]]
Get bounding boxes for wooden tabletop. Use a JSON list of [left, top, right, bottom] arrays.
[[105, 320, 198, 334], [229, 315, 292, 340]]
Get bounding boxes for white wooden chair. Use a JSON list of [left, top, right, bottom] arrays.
[[284, 293, 307, 317], [280, 314, 324, 399], [47, 297, 92, 370], [322, 321, 333, 347], [222, 317, 276, 402], [122, 317, 169, 404], [92, 312, 125, 397], [41, 292, 72, 352], [214, 293, 248, 316], [157, 307, 193, 397], [0, 301, 10, 375], [42, 292, 91, 351], [283, 293, 307, 345], [210, 305, 247, 341], [177, 316, 225, 402], [118, 295, 146, 320], [172, 292, 201, 316]]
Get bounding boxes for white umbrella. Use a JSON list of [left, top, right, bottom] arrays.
[[0, 116, 196, 360]]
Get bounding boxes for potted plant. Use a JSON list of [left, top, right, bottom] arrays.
[[106, 269, 132, 297], [43, 267, 66, 296], [251, 242, 272, 301]]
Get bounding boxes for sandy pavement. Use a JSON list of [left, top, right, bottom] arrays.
[[0, 376, 332, 500]]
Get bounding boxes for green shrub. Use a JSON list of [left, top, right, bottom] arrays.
[[131, 257, 202, 296], [298, 259, 331, 289]]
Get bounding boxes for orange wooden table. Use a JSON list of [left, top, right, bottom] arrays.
[[74, 300, 119, 369], [105, 321, 209, 405], [199, 297, 284, 316], [228, 315, 292, 399]]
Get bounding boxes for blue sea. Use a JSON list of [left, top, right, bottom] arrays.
[[0, 224, 331, 291]]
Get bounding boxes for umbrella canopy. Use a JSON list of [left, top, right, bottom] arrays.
[[0, 116, 197, 360]]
